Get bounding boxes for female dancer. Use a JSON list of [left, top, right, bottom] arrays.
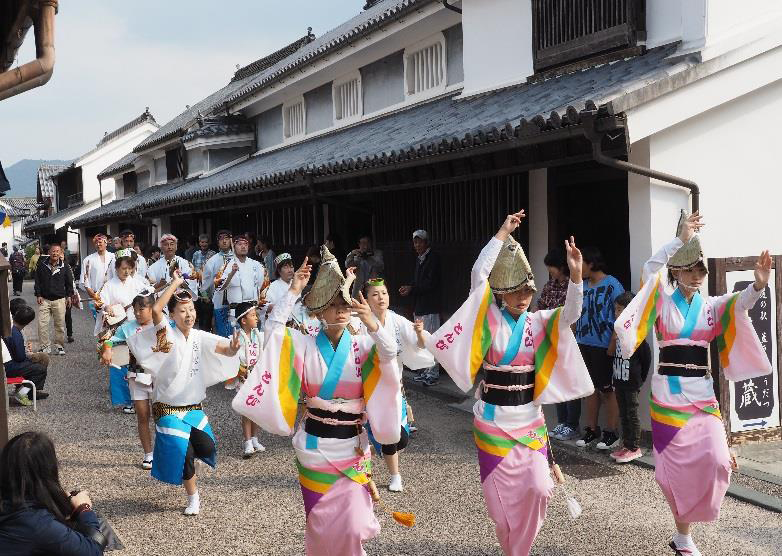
[[426, 210, 592, 556], [614, 211, 771, 556], [363, 277, 433, 492], [233, 246, 402, 556], [128, 272, 240, 515]]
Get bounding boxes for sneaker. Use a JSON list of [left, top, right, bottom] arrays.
[[408, 422, 418, 433], [551, 423, 565, 437], [54, 346, 65, 356], [122, 405, 136, 414], [251, 437, 266, 452], [596, 431, 620, 450], [141, 458, 153, 470], [558, 425, 580, 441], [669, 539, 702, 556], [37, 346, 50, 354], [575, 427, 600, 447], [422, 375, 439, 387], [67, 336, 74, 343], [412, 372, 428, 382], [242, 443, 256, 459], [388, 474, 403, 492], [615, 448, 643, 464], [610, 448, 629, 460], [37, 391, 49, 400], [14, 392, 32, 406]]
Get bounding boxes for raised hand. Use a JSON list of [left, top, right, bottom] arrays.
[[496, 210, 526, 241], [565, 236, 583, 284], [413, 319, 424, 334], [678, 211, 704, 244], [171, 269, 184, 288], [352, 292, 377, 332], [228, 329, 241, 355], [754, 250, 772, 291], [290, 257, 312, 295]]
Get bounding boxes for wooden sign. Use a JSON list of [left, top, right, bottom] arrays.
[[708, 256, 782, 443]]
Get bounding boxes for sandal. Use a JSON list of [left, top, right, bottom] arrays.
[[122, 405, 136, 414]]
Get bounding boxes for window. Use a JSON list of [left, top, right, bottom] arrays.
[[165, 147, 185, 181], [283, 98, 306, 139], [333, 73, 362, 123], [122, 171, 137, 197], [404, 34, 447, 98]]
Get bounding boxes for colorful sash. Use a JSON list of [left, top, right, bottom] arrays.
[[499, 309, 527, 366], [296, 456, 371, 516], [316, 329, 351, 400], [152, 409, 216, 485], [649, 396, 721, 454], [473, 419, 548, 482]]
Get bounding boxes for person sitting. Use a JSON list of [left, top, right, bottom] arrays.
[[0, 431, 107, 555], [4, 305, 49, 406], [9, 297, 27, 319]]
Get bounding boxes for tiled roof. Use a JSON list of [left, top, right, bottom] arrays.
[[97, 151, 138, 180], [133, 0, 435, 155], [70, 44, 686, 228], [97, 108, 158, 147], [1, 197, 37, 217], [182, 115, 254, 143], [37, 162, 69, 201], [231, 29, 315, 82], [25, 200, 96, 233]]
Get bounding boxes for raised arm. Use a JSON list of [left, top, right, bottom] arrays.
[[265, 258, 311, 338], [152, 272, 184, 326], [560, 236, 584, 325], [732, 250, 772, 311], [642, 212, 703, 284], [471, 210, 526, 291]]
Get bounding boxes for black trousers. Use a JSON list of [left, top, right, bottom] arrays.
[[183, 427, 215, 481], [616, 388, 640, 451], [381, 426, 410, 456], [195, 298, 213, 333], [65, 305, 73, 337], [11, 270, 23, 293], [6, 361, 47, 390]]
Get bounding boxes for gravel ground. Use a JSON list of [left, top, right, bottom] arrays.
[[6, 283, 782, 555]]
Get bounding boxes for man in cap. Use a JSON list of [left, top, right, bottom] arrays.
[[146, 234, 194, 293], [201, 230, 239, 337], [108, 229, 148, 280], [399, 229, 441, 386], [191, 233, 216, 332], [80, 232, 116, 323], [345, 234, 383, 298]]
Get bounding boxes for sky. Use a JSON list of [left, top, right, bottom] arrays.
[[0, 1, 366, 166]]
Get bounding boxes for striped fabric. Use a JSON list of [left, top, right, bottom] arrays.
[[715, 293, 739, 369], [533, 308, 560, 399], [650, 396, 721, 454], [296, 457, 371, 516], [473, 419, 548, 482], [469, 283, 495, 385], [278, 329, 302, 429]]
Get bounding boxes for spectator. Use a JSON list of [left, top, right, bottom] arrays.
[[345, 235, 383, 298], [538, 247, 580, 441], [183, 236, 198, 262], [399, 230, 441, 386], [325, 233, 345, 269], [0, 431, 107, 555], [108, 236, 121, 253], [27, 246, 41, 276], [148, 245, 161, 263], [9, 297, 27, 318], [574, 246, 625, 451], [192, 234, 216, 332], [65, 254, 78, 343], [4, 305, 49, 406], [0, 242, 7, 258], [9, 246, 26, 296], [256, 236, 276, 279], [59, 241, 71, 260], [304, 245, 322, 290], [34, 244, 76, 356], [609, 291, 652, 464]]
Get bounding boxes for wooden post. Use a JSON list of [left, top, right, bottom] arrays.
[[0, 253, 12, 451]]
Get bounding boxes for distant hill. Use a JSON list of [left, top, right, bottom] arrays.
[[3, 159, 69, 198]]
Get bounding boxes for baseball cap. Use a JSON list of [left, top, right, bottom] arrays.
[[412, 230, 429, 241]]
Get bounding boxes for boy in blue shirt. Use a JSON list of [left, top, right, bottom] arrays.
[[4, 304, 49, 406]]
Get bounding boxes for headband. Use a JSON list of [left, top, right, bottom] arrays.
[[115, 248, 135, 259], [275, 252, 292, 265], [159, 234, 178, 246], [366, 278, 385, 287], [92, 233, 107, 243], [236, 303, 258, 321], [173, 289, 193, 303]]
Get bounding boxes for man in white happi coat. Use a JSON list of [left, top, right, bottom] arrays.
[[80, 232, 115, 327], [201, 230, 236, 337], [108, 229, 148, 281], [147, 234, 194, 294]]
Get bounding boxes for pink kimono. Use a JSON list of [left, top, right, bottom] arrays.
[[427, 237, 593, 556], [615, 237, 771, 523], [233, 290, 401, 556]]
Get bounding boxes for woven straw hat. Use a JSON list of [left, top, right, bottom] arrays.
[[669, 210, 706, 270], [489, 236, 536, 294], [303, 245, 355, 312]]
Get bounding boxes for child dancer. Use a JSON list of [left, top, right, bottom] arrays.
[[615, 211, 772, 556], [426, 210, 593, 556], [100, 288, 156, 469], [128, 272, 240, 515], [363, 277, 433, 492]]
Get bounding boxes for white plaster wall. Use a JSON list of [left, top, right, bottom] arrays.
[[645, 0, 683, 49], [452, 0, 534, 96]]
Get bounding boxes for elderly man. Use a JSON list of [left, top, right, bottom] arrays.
[[80, 233, 115, 323], [345, 235, 383, 297], [192, 233, 216, 331], [146, 234, 194, 293], [399, 229, 441, 386], [34, 244, 76, 356]]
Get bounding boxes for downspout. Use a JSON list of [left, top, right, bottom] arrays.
[[582, 111, 700, 213], [0, 1, 57, 101], [99, 177, 103, 206], [441, 0, 462, 14]]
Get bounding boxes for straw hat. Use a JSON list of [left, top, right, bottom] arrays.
[[668, 210, 706, 270], [303, 245, 355, 312], [489, 236, 536, 294]]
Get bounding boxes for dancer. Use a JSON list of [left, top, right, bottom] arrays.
[[614, 211, 771, 556], [100, 288, 156, 469], [98, 248, 143, 413], [230, 301, 266, 458], [128, 272, 240, 515], [363, 277, 433, 492], [426, 210, 592, 556], [80, 233, 115, 322], [201, 230, 235, 337], [146, 234, 194, 294], [233, 247, 403, 556]]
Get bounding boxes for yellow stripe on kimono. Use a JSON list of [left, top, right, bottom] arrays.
[[426, 237, 593, 556], [233, 289, 401, 556]]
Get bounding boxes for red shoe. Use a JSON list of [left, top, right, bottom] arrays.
[[615, 448, 643, 463], [610, 448, 628, 460]]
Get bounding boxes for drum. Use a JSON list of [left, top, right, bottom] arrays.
[[112, 344, 130, 367]]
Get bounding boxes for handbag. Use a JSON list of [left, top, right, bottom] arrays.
[[71, 509, 124, 551]]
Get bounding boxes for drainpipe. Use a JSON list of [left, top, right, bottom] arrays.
[[582, 111, 700, 212], [0, 1, 57, 101], [441, 0, 462, 14]]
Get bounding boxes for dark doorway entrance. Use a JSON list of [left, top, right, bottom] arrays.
[[548, 161, 631, 289]]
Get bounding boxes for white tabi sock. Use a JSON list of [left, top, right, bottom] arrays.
[[252, 437, 265, 452], [243, 439, 255, 453], [672, 533, 701, 556], [184, 491, 200, 516], [144, 452, 153, 462]]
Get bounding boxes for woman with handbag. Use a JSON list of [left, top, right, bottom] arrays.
[[0, 431, 108, 555]]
